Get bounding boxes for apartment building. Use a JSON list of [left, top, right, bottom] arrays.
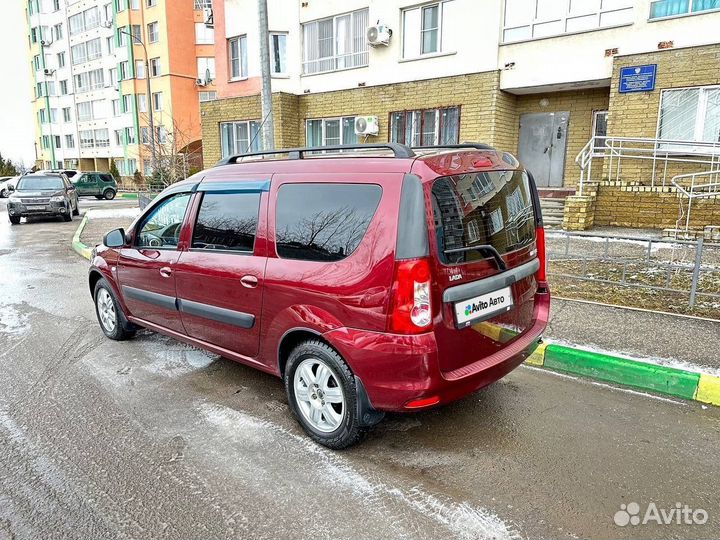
[[27, 0, 215, 177], [201, 0, 720, 231]]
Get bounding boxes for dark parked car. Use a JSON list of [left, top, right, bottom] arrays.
[[72, 172, 118, 200], [7, 173, 80, 224], [88, 143, 549, 448]]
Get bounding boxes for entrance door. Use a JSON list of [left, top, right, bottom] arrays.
[[518, 112, 570, 187]]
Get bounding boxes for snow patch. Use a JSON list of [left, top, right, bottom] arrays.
[[86, 207, 141, 220], [200, 403, 520, 540], [0, 304, 29, 336], [140, 338, 216, 376]]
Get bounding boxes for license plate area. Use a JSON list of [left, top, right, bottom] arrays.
[[453, 286, 514, 329]]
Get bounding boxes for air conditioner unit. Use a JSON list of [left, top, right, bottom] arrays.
[[354, 116, 379, 136], [196, 78, 207, 87], [366, 24, 391, 47], [101, 20, 113, 29], [40, 38, 53, 46], [43, 68, 55, 76]]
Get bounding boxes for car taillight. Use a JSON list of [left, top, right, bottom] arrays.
[[389, 258, 433, 334], [536, 226, 547, 282]]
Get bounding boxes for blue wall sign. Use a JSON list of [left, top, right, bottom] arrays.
[[619, 64, 657, 93]]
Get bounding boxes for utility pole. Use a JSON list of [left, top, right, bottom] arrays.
[[258, 0, 275, 150]]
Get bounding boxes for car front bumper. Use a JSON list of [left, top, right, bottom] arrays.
[[8, 202, 69, 216]]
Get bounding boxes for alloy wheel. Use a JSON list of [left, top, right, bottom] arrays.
[[97, 288, 117, 333], [293, 357, 346, 433]]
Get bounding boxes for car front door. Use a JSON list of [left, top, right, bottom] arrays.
[[174, 181, 268, 359], [117, 192, 192, 333]]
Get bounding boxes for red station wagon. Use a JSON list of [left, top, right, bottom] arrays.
[[89, 143, 550, 448]]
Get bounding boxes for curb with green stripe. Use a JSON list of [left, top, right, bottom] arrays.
[[117, 193, 139, 200], [71, 215, 92, 260], [526, 341, 720, 408]]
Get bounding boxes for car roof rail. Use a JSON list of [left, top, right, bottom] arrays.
[[411, 143, 496, 151], [215, 142, 416, 166]]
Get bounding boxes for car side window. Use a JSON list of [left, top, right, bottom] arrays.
[[192, 192, 260, 252], [101, 174, 114, 183], [275, 183, 382, 262], [136, 193, 191, 249]]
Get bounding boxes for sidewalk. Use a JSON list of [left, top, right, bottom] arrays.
[[79, 208, 140, 248]]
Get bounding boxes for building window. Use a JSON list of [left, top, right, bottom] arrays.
[[119, 60, 130, 80], [54, 23, 63, 40], [141, 126, 150, 144], [389, 106, 460, 147], [114, 129, 123, 145], [658, 86, 720, 149], [488, 208, 504, 235], [149, 57, 161, 77], [228, 35, 247, 79], [270, 33, 287, 75], [195, 22, 214, 44], [194, 0, 212, 9], [402, 2, 452, 58], [152, 92, 163, 111], [112, 99, 120, 116], [59, 80, 68, 95], [650, 0, 720, 18], [54, 135, 62, 149], [107, 36, 115, 54], [592, 110, 608, 152], [121, 94, 134, 113], [147, 0, 157, 7], [130, 0, 139, 9], [136, 60, 146, 79], [306, 117, 357, 147], [220, 120, 262, 157], [74, 68, 104, 92], [125, 127, 136, 144], [130, 24, 142, 43], [138, 93, 147, 113], [71, 38, 102, 65], [466, 220, 480, 243], [302, 8, 369, 75], [197, 57, 216, 81], [69, 7, 100, 36], [65, 134, 75, 149], [503, 0, 634, 43], [147, 21, 159, 43], [57, 52, 66, 68], [155, 126, 168, 144], [199, 91, 218, 103], [62, 107, 71, 122]]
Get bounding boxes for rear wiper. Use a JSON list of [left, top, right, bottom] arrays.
[[444, 245, 508, 271]]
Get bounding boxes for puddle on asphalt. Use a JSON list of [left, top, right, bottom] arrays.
[[0, 304, 30, 336]]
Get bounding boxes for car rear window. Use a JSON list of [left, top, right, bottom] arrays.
[[275, 183, 382, 262], [192, 192, 260, 252], [16, 176, 64, 191], [431, 170, 536, 265]]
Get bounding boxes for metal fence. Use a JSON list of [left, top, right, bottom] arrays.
[[547, 231, 720, 308]]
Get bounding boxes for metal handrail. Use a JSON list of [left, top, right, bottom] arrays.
[[575, 136, 720, 195], [671, 170, 720, 234]]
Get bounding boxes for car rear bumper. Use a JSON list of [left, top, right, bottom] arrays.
[[324, 289, 550, 412]]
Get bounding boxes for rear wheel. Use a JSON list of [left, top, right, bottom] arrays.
[[94, 278, 135, 341], [104, 189, 116, 200], [9, 216, 20, 225], [284, 340, 364, 449]]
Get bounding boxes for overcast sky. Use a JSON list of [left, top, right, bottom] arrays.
[[0, 1, 36, 168]]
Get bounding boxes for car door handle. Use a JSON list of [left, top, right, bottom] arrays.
[[159, 266, 173, 278], [240, 275, 259, 288]]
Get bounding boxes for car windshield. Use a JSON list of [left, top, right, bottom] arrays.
[[16, 176, 64, 191]]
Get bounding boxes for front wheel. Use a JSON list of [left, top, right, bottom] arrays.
[[94, 278, 135, 341], [63, 211, 72, 222], [0, 188, 7, 198], [104, 189, 116, 200], [73, 201, 80, 216], [284, 340, 364, 449], [9, 216, 20, 225]]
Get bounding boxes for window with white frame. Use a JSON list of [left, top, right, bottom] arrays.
[[65, 134, 75, 148], [147, 21, 159, 43], [488, 208, 504, 235], [502, 0, 634, 43], [54, 23, 63, 40], [302, 8, 369, 75], [194, 0, 212, 8], [220, 120, 262, 157], [136, 60, 146, 79], [650, 0, 720, 19], [592, 110, 608, 152], [197, 57, 216, 81], [402, 1, 457, 58], [138, 93, 147, 113], [69, 7, 100, 36], [74, 68, 104, 92], [460, 173, 494, 203], [152, 91, 163, 111], [62, 107, 71, 122], [149, 57, 161, 77], [71, 38, 102, 65], [306, 117, 357, 147], [199, 91, 217, 103], [389, 106, 460, 147], [658, 86, 720, 149], [195, 22, 214, 44], [270, 33, 287, 75], [466, 220, 480, 243], [228, 35, 247, 79]]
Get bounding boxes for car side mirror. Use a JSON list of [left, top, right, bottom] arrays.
[[104, 228, 126, 248], [7, 185, 14, 193]]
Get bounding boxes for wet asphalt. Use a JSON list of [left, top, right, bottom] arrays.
[[1, 198, 720, 540]]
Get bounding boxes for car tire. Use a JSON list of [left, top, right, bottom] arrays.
[[284, 340, 365, 449], [63, 210, 72, 222], [93, 278, 136, 341], [104, 189, 116, 200], [0, 189, 7, 198], [9, 216, 20, 225]]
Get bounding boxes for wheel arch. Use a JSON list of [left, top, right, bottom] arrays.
[[277, 327, 325, 377]]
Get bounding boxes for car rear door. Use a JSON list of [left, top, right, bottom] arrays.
[[117, 192, 192, 333], [426, 167, 543, 374], [173, 179, 269, 359]]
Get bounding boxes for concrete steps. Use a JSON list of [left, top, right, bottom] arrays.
[[540, 197, 566, 228]]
